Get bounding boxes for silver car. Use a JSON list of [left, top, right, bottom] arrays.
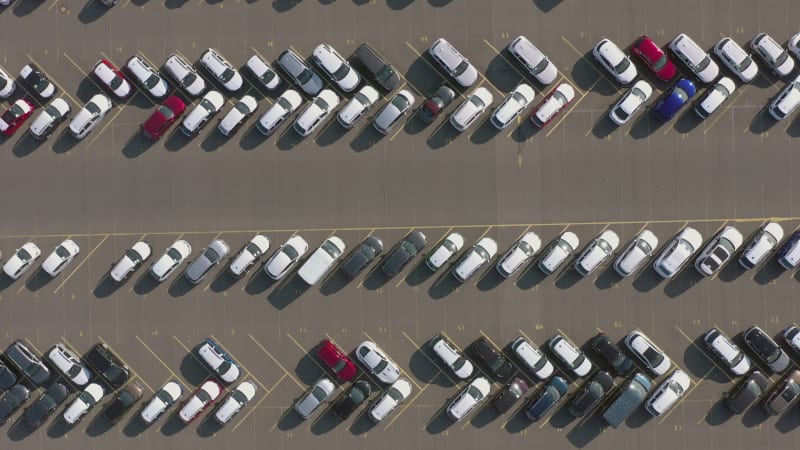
[[294, 378, 334, 419], [373, 89, 414, 135], [277, 49, 323, 96], [185, 239, 230, 284]]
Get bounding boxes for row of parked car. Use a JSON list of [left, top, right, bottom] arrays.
[[2, 221, 797, 288], [0, 337, 256, 428]]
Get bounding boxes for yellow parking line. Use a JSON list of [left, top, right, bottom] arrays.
[[703, 85, 749, 134], [384, 381, 429, 430], [96, 335, 154, 392], [543, 78, 600, 139], [86, 104, 128, 147], [135, 335, 188, 385], [478, 329, 504, 351], [285, 332, 328, 375], [401, 331, 457, 385], [657, 366, 709, 425], [53, 235, 109, 294], [248, 334, 303, 389], [560, 36, 620, 95], [405, 42, 465, 100], [673, 326, 734, 382], [208, 334, 270, 393]]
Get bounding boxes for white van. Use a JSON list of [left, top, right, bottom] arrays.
[[297, 236, 346, 285], [669, 33, 720, 83]]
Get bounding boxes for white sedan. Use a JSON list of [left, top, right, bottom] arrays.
[[593, 38, 637, 84], [3, 242, 41, 280], [625, 331, 672, 376], [294, 378, 334, 419], [42, 239, 80, 277], [368, 378, 412, 423], [48, 343, 92, 386], [214, 380, 257, 424], [140, 380, 183, 424], [613, 230, 658, 277], [574, 230, 620, 276], [110, 241, 152, 284], [653, 227, 703, 279], [496, 232, 542, 278], [150, 240, 192, 282], [645, 370, 691, 417], [264, 235, 309, 280], [356, 341, 400, 385], [218, 95, 258, 136], [609, 80, 653, 125], [490, 83, 535, 129]]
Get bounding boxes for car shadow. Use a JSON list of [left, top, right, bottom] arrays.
[[239, 125, 268, 150], [533, 0, 561, 12], [77, 1, 110, 24], [244, 269, 278, 296], [12, 0, 44, 16], [718, 260, 748, 282], [178, 353, 212, 387], [45, 417, 70, 438], [0, 275, 14, 293], [277, 405, 306, 430], [673, 108, 702, 134], [348, 410, 378, 435], [310, 407, 341, 435], [163, 128, 192, 152], [12, 132, 46, 157], [349, 123, 383, 152], [741, 402, 769, 427], [165, 0, 190, 8], [408, 348, 454, 387], [25, 268, 53, 292], [133, 272, 161, 295], [121, 133, 156, 158], [93, 275, 121, 299], [591, 114, 617, 139], [748, 108, 778, 135], [508, 117, 540, 142], [554, 267, 582, 290], [405, 259, 436, 287], [122, 415, 149, 437], [319, 271, 351, 296], [209, 270, 237, 293], [360, 264, 391, 291], [470, 403, 500, 428], [623, 407, 653, 429], [548, 403, 577, 429], [386, 0, 414, 9], [200, 128, 229, 152], [594, 265, 622, 290], [628, 109, 660, 139], [632, 266, 664, 292], [404, 110, 430, 135], [168, 276, 196, 297], [663, 268, 704, 298], [705, 400, 734, 426], [484, 55, 521, 94], [196, 414, 223, 437], [469, 118, 502, 146], [774, 408, 800, 433], [51, 132, 81, 154], [786, 116, 800, 138], [682, 336, 730, 383], [84, 411, 114, 437], [315, 121, 348, 147], [159, 414, 188, 436], [753, 258, 786, 285], [424, 408, 455, 434], [267, 276, 309, 310], [502, 407, 531, 433], [404, 58, 450, 98], [476, 268, 504, 291], [514, 263, 547, 290], [426, 120, 461, 149], [565, 414, 606, 447], [427, 272, 460, 300]]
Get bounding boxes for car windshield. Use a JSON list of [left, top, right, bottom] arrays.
[[55, 245, 71, 258], [553, 91, 567, 105], [144, 74, 160, 89], [469, 95, 486, 109], [79, 391, 97, 406], [636, 239, 653, 254], [475, 246, 490, 260], [614, 106, 630, 120], [234, 102, 251, 114], [182, 72, 198, 86], [467, 385, 484, 401], [283, 246, 299, 260], [377, 66, 394, 83], [391, 95, 409, 110], [653, 53, 668, 70], [354, 92, 370, 107], [297, 68, 313, 84], [86, 103, 102, 115], [277, 97, 292, 110], [597, 240, 612, 253], [260, 70, 276, 85], [157, 105, 174, 120], [41, 396, 56, 410], [196, 390, 212, 403], [4, 106, 22, 121], [217, 360, 232, 374], [643, 347, 664, 366], [220, 68, 235, 83], [715, 84, 731, 97], [674, 88, 688, 101], [670, 381, 685, 396], [511, 91, 527, 106], [614, 57, 632, 74], [696, 56, 711, 71], [156, 390, 173, 403], [332, 65, 350, 81], [17, 248, 32, 262], [67, 364, 82, 378], [28, 71, 47, 90], [775, 52, 789, 67], [311, 386, 327, 401], [45, 105, 61, 119], [166, 248, 182, 261], [632, 87, 647, 101], [245, 242, 261, 256], [373, 359, 388, 373], [533, 57, 550, 74], [126, 249, 143, 264], [314, 97, 330, 110], [232, 390, 248, 404], [711, 246, 730, 261], [321, 241, 342, 257], [388, 387, 404, 401], [108, 75, 123, 90]]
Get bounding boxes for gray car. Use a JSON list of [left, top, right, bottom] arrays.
[[4, 340, 50, 386], [723, 370, 769, 414], [381, 231, 426, 277], [24, 382, 67, 427], [342, 236, 384, 279], [372, 90, 414, 135], [185, 239, 230, 284], [355, 43, 400, 92], [0, 384, 29, 424], [277, 49, 323, 96]]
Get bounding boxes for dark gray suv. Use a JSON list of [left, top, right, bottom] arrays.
[[381, 231, 426, 277], [342, 236, 384, 279], [723, 370, 769, 414], [355, 43, 400, 92], [4, 340, 50, 386]]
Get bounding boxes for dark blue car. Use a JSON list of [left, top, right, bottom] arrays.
[[652, 78, 696, 121], [524, 375, 568, 421]]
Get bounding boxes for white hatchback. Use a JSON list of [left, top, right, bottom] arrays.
[[264, 235, 309, 280], [29, 98, 71, 140], [452, 237, 498, 282], [531, 83, 575, 127], [42, 239, 80, 277], [312, 44, 361, 92], [150, 239, 192, 282], [200, 48, 243, 92], [110, 241, 152, 283], [694, 77, 736, 119], [511, 337, 555, 380], [450, 87, 493, 132], [714, 38, 759, 83], [63, 382, 104, 424], [3, 242, 41, 280], [426, 232, 465, 271], [218, 95, 257, 136], [496, 232, 541, 277], [293, 89, 339, 137], [337, 85, 380, 129], [653, 227, 703, 279], [429, 334, 473, 379], [539, 231, 580, 274], [140, 380, 183, 424], [256, 89, 303, 136], [372, 89, 414, 134], [625, 331, 672, 376], [614, 230, 658, 277], [751, 33, 795, 77], [609, 79, 653, 125], [447, 376, 491, 421], [739, 222, 784, 269], [574, 230, 619, 276], [181, 90, 225, 136], [368, 378, 412, 422], [645, 370, 691, 416], [593, 38, 637, 84], [214, 380, 257, 424], [228, 234, 270, 278], [490, 83, 535, 129], [125, 55, 168, 98], [294, 378, 334, 419]]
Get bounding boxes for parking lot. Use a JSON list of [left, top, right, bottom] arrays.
[[1, 0, 800, 449]]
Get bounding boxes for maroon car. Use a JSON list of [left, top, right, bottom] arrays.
[[0, 99, 35, 137], [631, 35, 677, 82], [317, 340, 357, 381], [142, 95, 185, 141]]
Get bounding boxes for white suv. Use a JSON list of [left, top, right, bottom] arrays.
[[228, 234, 270, 278], [293, 89, 339, 137], [245, 55, 281, 91], [490, 83, 535, 129], [694, 77, 736, 119], [614, 230, 658, 277], [549, 334, 593, 378], [48, 343, 92, 385], [652, 227, 703, 278], [213, 380, 257, 424], [609, 80, 652, 125], [218, 95, 258, 136], [256, 89, 303, 136], [29, 98, 71, 140], [125, 55, 168, 98], [180, 90, 225, 136], [150, 240, 192, 282], [739, 222, 783, 269], [704, 327, 751, 376], [450, 87, 493, 132], [511, 337, 554, 380], [428, 334, 473, 379], [200, 48, 243, 92], [68, 94, 112, 140], [164, 53, 206, 97], [337, 85, 379, 129], [312, 44, 361, 92], [496, 232, 541, 277], [714, 38, 758, 83], [769, 74, 800, 120], [694, 226, 743, 276], [645, 370, 691, 416], [264, 235, 309, 280], [593, 38, 637, 84], [669, 33, 720, 83], [110, 241, 152, 284], [574, 230, 619, 276], [751, 33, 795, 77], [539, 231, 580, 274], [368, 378, 412, 422], [452, 237, 498, 282], [625, 331, 672, 376], [63, 383, 104, 424], [446, 376, 491, 421], [297, 236, 346, 285], [426, 232, 465, 271], [429, 38, 478, 87]]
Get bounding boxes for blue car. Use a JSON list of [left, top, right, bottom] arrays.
[[524, 375, 568, 421], [652, 78, 696, 121]]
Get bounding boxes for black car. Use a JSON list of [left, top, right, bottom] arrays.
[[354, 43, 400, 92], [103, 381, 144, 423], [491, 377, 528, 413], [590, 333, 634, 376], [0, 384, 30, 424], [0, 361, 18, 390], [4, 340, 50, 386], [471, 337, 515, 380], [24, 382, 67, 427], [20, 64, 56, 99], [418, 85, 456, 124], [332, 380, 371, 420], [568, 371, 614, 418], [723, 370, 769, 414], [342, 236, 384, 279], [743, 326, 791, 373], [525, 376, 568, 421], [381, 231, 426, 277], [86, 343, 130, 389]]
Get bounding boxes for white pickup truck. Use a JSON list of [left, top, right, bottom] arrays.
[[297, 236, 346, 285]]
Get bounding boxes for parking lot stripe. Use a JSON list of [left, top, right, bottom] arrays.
[[53, 235, 109, 294], [87, 104, 128, 147], [543, 78, 600, 139], [401, 331, 456, 385], [559, 36, 619, 96], [404, 42, 465, 99], [673, 326, 735, 382], [62, 51, 108, 95], [208, 333, 271, 392], [703, 85, 749, 134], [135, 335, 190, 386], [383, 380, 430, 430], [657, 365, 708, 425], [248, 333, 303, 389], [285, 332, 328, 374], [482, 39, 530, 83], [97, 335, 154, 393], [230, 372, 286, 432]]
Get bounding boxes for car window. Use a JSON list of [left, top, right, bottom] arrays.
[[467, 385, 483, 401], [86, 103, 102, 115], [17, 248, 32, 262], [553, 91, 567, 105], [614, 57, 631, 74], [234, 102, 251, 115], [157, 105, 174, 120], [55, 245, 71, 258]]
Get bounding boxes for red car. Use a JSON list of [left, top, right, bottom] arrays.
[[0, 99, 35, 136], [631, 35, 677, 82], [141, 95, 185, 141], [317, 339, 357, 381]]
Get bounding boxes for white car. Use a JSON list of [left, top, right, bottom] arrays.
[[125, 55, 168, 98], [669, 34, 720, 84], [652, 227, 703, 279], [609, 79, 653, 125], [218, 95, 258, 136], [264, 235, 309, 280], [197, 339, 241, 383], [214, 380, 257, 424], [496, 232, 541, 277], [593, 38, 637, 84], [549, 334, 593, 378], [625, 331, 672, 376], [531, 83, 575, 127], [245, 55, 281, 90], [180, 90, 225, 136], [68, 94, 113, 140], [29, 98, 71, 140], [20, 64, 56, 99], [429, 38, 478, 87], [356, 340, 400, 384], [297, 236, 346, 285], [694, 77, 736, 119], [164, 53, 206, 97], [178, 380, 222, 423], [429, 334, 473, 379], [695, 226, 743, 276], [149, 239, 192, 282], [783, 325, 800, 356], [63, 382, 104, 425], [92, 59, 132, 99], [539, 231, 580, 274], [450, 87, 493, 132], [312, 44, 361, 92], [256, 89, 303, 136], [714, 38, 759, 83], [294, 377, 334, 419], [368, 378, 412, 422], [0, 64, 16, 98], [614, 230, 658, 277], [110, 241, 152, 284], [48, 343, 92, 386], [337, 85, 380, 129], [228, 234, 270, 278], [3, 242, 41, 280], [739, 222, 784, 269], [769, 74, 800, 120], [293, 89, 339, 137], [645, 370, 691, 417], [446, 376, 491, 421], [574, 230, 619, 276], [511, 337, 555, 380], [426, 232, 465, 271], [704, 327, 751, 376], [140, 380, 183, 424], [452, 237, 498, 282], [790, 32, 800, 61], [490, 84, 535, 130], [200, 48, 243, 92], [372, 89, 414, 135], [751, 33, 795, 77], [507, 35, 558, 85], [42, 239, 80, 277]]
